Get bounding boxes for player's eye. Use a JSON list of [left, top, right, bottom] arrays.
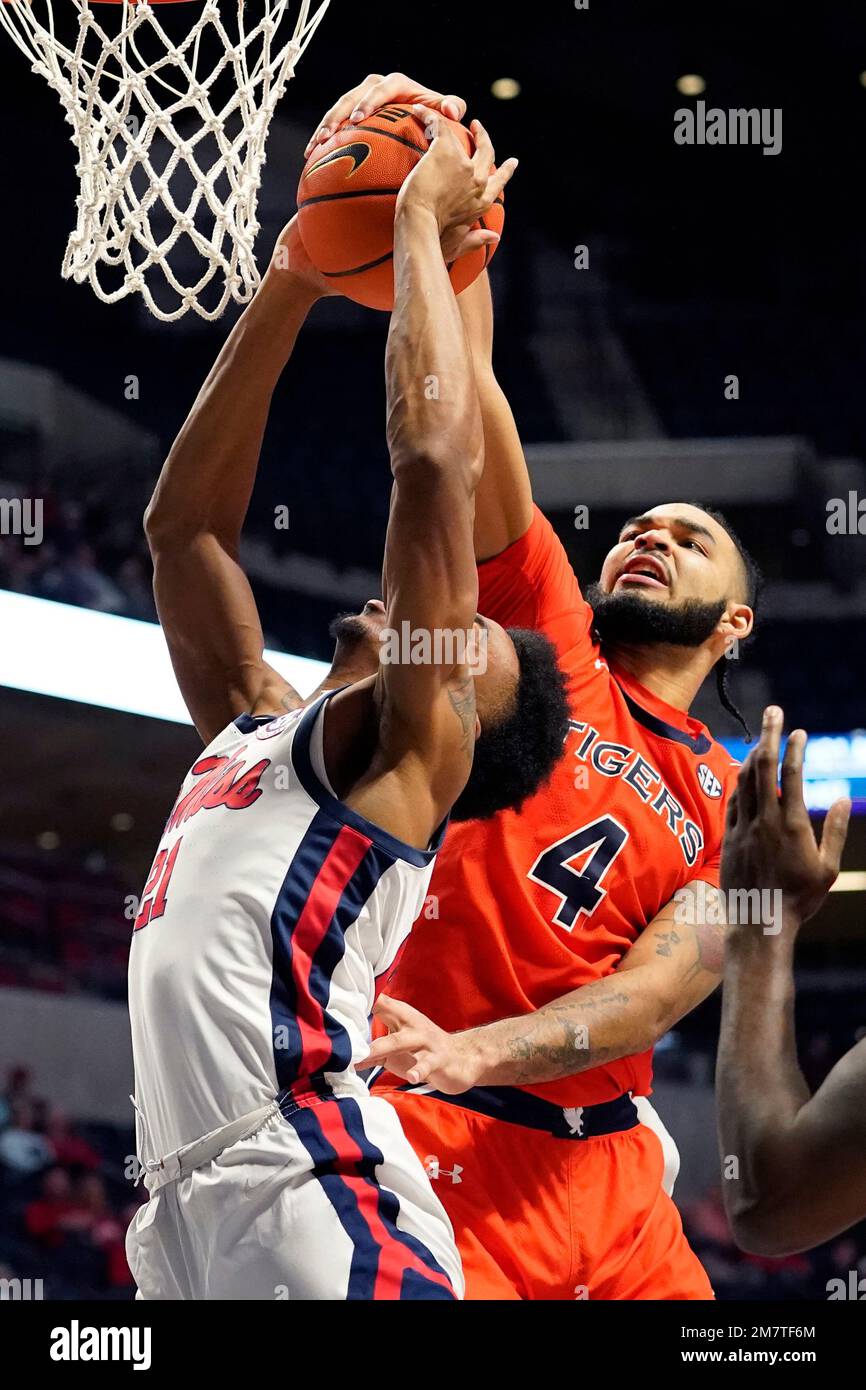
[[682, 539, 705, 554]]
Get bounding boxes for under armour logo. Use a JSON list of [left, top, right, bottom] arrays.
[[594, 658, 608, 672], [424, 1154, 463, 1184], [563, 1106, 585, 1136]]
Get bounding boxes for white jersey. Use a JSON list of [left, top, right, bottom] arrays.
[[128, 690, 443, 1159]]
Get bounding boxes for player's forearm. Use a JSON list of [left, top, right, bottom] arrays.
[[462, 969, 676, 1087], [386, 202, 482, 487], [716, 918, 814, 1249], [457, 272, 533, 560], [145, 269, 319, 548]]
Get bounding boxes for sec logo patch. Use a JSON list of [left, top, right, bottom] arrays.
[[697, 763, 723, 799]]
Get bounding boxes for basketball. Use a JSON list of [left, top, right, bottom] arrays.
[[296, 104, 505, 310]]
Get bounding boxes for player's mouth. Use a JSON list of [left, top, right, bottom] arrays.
[[615, 555, 671, 591]]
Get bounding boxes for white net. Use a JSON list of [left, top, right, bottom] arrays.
[[0, 0, 330, 321]]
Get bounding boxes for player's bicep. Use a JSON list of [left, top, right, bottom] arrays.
[[750, 1041, 866, 1249], [457, 274, 533, 561], [378, 464, 479, 725], [616, 881, 726, 1022], [151, 532, 294, 743]]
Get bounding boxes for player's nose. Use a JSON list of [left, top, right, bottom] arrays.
[[634, 529, 672, 553]]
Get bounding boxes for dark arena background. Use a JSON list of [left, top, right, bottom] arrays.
[[1, 0, 865, 1323]]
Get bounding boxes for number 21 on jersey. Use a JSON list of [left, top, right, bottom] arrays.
[[133, 839, 183, 932]]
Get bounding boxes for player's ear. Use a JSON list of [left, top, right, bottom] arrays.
[[474, 714, 481, 741], [721, 602, 753, 644]]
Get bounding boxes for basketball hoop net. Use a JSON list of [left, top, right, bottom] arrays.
[[0, 0, 330, 321]]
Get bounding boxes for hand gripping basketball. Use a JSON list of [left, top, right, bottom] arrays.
[[297, 104, 512, 310], [304, 71, 468, 158], [399, 112, 518, 263]]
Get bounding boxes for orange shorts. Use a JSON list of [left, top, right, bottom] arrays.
[[379, 1086, 714, 1301]]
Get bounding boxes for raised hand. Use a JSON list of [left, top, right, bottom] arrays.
[[304, 71, 466, 158], [398, 113, 517, 262], [721, 705, 850, 928]]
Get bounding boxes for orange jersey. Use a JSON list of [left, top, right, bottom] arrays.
[[380, 507, 739, 1107]]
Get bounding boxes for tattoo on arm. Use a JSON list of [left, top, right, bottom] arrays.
[[652, 916, 726, 981], [502, 989, 630, 1082], [654, 928, 682, 958], [447, 674, 476, 749]]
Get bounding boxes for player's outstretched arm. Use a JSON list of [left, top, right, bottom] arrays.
[[358, 878, 728, 1088], [456, 271, 535, 560], [144, 223, 331, 744], [304, 71, 534, 563], [349, 120, 517, 843], [715, 706, 862, 1255]]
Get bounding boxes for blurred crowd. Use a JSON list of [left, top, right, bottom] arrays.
[[0, 479, 155, 621], [0, 1066, 143, 1299], [0, 849, 130, 1001], [2, 1060, 865, 1301], [682, 1187, 866, 1302]]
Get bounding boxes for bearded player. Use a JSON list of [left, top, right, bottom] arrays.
[[126, 119, 570, 1299], [308, 71, 763, 1302]]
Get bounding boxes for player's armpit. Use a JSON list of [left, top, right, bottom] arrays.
[[150, 531, 298, 744]]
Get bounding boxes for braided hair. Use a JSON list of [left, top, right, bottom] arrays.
[[696, 506, 763, 742]]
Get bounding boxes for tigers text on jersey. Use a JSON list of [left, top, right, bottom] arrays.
[[378, 507, 740, 1108], [128, 690, 442, 1159]]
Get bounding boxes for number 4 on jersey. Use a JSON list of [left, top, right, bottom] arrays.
[[528, 816, 628, 931]]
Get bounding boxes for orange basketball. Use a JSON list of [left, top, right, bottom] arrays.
[[296, 104, 505, 310]]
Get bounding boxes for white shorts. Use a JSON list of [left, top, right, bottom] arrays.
[[126, 1088, 464, 1301]]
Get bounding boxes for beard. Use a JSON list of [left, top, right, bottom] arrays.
[[328, 611, 371, 645], [585, 583, 725, 648]]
